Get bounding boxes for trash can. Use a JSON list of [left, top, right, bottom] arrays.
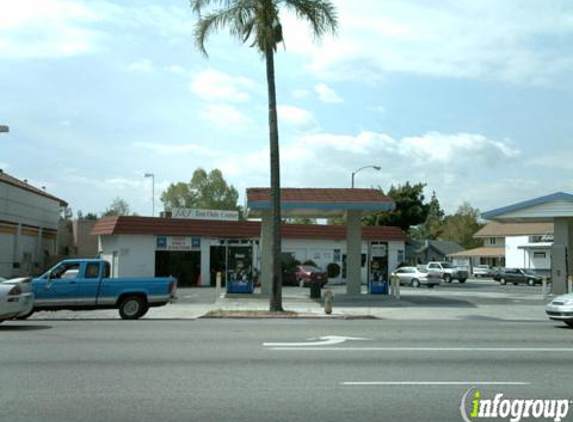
[[310, 279, 321, 299]]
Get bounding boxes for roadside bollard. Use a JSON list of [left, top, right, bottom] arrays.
[[216, 271, 222, 299], [542, 277, 548, 299], [389, 275, 395, 297], [569, 276, 573, 294], [393, 274, 400, 300], [324, 290, 333, 315]]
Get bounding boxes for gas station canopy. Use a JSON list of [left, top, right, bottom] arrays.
[[246, 188, 395, 218], [482, 191, 573, 295], [482, 192, 573, 223], [247, 188, 396, 296]]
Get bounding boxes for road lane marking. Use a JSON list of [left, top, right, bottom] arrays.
[[342, 382, 531, 386], [268, 347, 573, 352], [263, 335, 369, 347]]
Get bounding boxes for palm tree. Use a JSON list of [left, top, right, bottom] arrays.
[[191, 0, 337, 312]]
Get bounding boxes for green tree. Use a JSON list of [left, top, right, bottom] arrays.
[[191, 0, 338, 312], [103, 197, 131, 217], [161, 168, 239, 211], [410, 191, 444, 240], [364, 182, 430, 232], [440, 202, 484, 249]]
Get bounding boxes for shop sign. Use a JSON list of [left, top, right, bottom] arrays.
[[172, 208, 239, 221], [156, 236, 201, 251], [371, 244, 387, 257]]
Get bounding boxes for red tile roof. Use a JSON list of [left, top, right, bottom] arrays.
[[247, 188, 392, 204], [0, 170, 68, 206], [92, 216, 406, 241]]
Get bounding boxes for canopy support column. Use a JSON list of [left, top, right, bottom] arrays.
[[552, 218, 573, 295], [346, 210, 362, 296]]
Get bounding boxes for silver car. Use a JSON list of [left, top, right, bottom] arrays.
[[546, 294, 573, 327], [0, 277, 34, 324], [391, 266, 441, 288], [472, 265, 492, 278]]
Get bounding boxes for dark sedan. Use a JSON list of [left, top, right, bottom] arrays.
[[493, 268, 543, 286]]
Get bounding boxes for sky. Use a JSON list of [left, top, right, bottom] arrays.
[[1, 0, 573, 218]]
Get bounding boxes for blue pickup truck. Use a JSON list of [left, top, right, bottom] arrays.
[[22, 259, 177, 320]]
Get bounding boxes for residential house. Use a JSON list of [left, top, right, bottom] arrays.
[[448, 222, 553, 276], [406, 240, 465, 265]]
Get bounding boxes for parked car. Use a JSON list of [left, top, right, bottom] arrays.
[[21, 259, 177, 320], [294, 265, 328, 287], [426, 261, 469, 283], [493, 268, 543, 286], [391, 266, 441, 288], [0, 277, 34, 324], [472, 265, 492, 278], [546, 294, 573, 327]]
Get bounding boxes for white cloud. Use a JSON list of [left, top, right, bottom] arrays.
[[527, 152, 573, 171], [132, 142, 222, 157], [281, 0, 573, 85], [190, 69, 256, 102], [277, 105, 318, 130], [370, 106, 387, 114], [200, 104, 251, 130], [315, 83, 343, 104], [104, 177, 146, 191], [218, 129, 522, 211], [164, 65, 185, 74], [0, 0, 117, 59], [126, 59, 155, 73], [0, 1, 194, 60], [292, 89, 311, 99]]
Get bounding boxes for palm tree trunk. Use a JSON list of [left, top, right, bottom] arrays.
[[265, 42, 283, 312]]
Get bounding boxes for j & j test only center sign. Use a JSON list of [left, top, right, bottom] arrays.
[[172, 208, 239, 222]]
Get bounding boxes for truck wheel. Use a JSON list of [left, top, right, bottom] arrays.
[[119, 296, 148, 320], [443, 274, 451, 283], [500, 278, 506, 285], [458, 279, 466, 284], [16, 310, 34, 320]]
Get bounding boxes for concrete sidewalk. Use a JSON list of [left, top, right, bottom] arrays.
[[28, 285, 552, 322]]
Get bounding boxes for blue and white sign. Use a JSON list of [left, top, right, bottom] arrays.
[[156, 236, 201, 251]]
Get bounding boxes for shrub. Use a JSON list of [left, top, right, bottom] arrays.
[[326, 263, 341, 278], [302, 259, 318, 267]]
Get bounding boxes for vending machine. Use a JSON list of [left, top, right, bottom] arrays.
[[369, 242, 388, 294]]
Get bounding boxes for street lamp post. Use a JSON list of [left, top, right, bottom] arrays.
[[351, 165, 381, 188], [144, 173, 155, 217], [0, 125, 9, 133]]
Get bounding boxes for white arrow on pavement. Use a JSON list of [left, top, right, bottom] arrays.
[[263, 335, 370, 348]]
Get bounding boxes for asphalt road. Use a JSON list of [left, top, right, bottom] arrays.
[[1, 319, 572, 422]]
